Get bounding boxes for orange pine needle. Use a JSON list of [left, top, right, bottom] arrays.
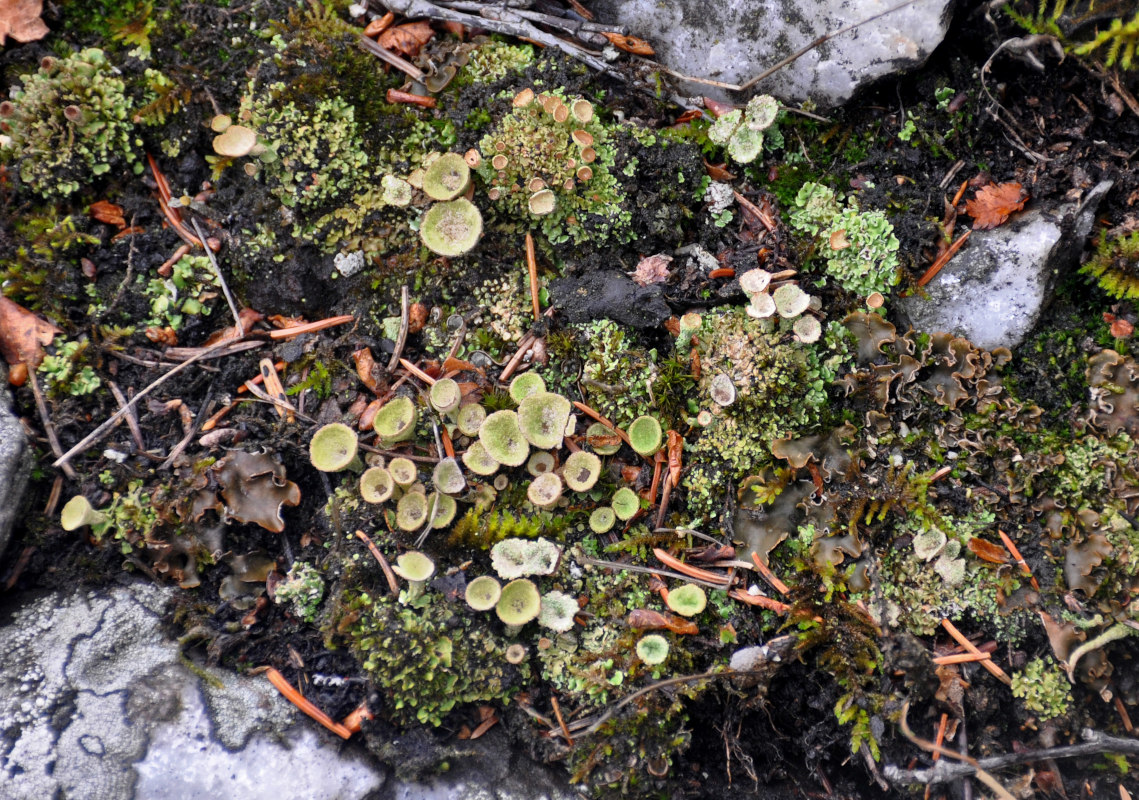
[[264, 667, 352, 739], [440, 423, 455, 459], [940, 618, 1011, 685], [951, 179, 969, 208], [653, 547, 731, 585], [727, 588, 791, 614], [997, 529, 1039, 590], [398, 357, 437, 385], [749, 551, 791, 596], [525, 233, 540, 321], [340, 701, 375, 734], [550, 694, 574, 745], [917, 229, 971, 287], [932, 652, 992, 665], [572, 401, 632, 446], [268, 315, 355, 339]]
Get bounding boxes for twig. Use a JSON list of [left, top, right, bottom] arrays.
[[269, 314, 355, 340], [572, 401, 631, 445], [886, 726, 1139, 786], [164, 340, 265, 361], [190, 218, 244, 336], [28, 372, 77, 480], [263, 667, 353, 739], [378, 0, 612, 72], [386, 88, 436, 107], [160, 386, 216, 470], [940, 618, 1011, 685], [550, 694, 574, 747], [354, 530, 400, 595], [897, 700, 1016, 800], [498, 332, 536, 383], [108, 381, 148, 455], [388, 286, 410, 371], [749, 551, 791, 595], [653, 547, 731, 585], [917, 229, 971, 287], [525, 233, 540, 321], [53, 340, 241, 469], [399, 358, 437, 386], [932, 652, 992, 666], [653, 472, 673, 529], [356, 35, 426, 82]]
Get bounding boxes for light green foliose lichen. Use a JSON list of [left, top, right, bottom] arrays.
[[39, 339, 102, 397], [141, 255, 220, 330], [274, 561, 325, 623], [464, 42, 535, 83], [789, 182, 900, 298]]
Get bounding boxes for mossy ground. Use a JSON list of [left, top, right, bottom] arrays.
[[3, 1, 1139, 798]]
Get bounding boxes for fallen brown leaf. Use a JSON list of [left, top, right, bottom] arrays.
[[965, 181, 1028, 230], [967, 536, 1009, 564], [0, 296, 59, 368], [0, 0, 49, 45], [89, 200, 127, 229], [377, 21, 434, 58]]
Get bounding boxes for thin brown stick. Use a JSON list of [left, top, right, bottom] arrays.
[[653, 472, 673, 529], [498, 332, 536, 384], [732, 190, 776, 232], [572, 401, 632, 445], [108, 381, 147, 455], [356, 34, 426, 81], [653, 547, 731, 585], [53, 340, 239, 469], [269, 314, 355, 340], [263, 667, 353, 739], [386, 89, 436, 108], [190, 218, 243, 336], [932, 652, 992, 666], [897, 700, 1017, 800], [550, 694, 574, 747], [29, 372, 78, 479], [399, 358, 437, 386], [748, 552, 791, 596], [388, 286, 410, 371], [525, 233, 541, 321], [354, 530, 400, 595], [917, 229, 971, 287], [940, 618, 1011, 685]]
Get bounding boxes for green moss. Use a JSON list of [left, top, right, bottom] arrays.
[[343, 592, 520, 726], [1081, 231, 1139, 300], [1, 48, 140, 197], [38, 339, 101, 397], [1011, 656, 1072, 720], [141, 255, 219, 330], [447, 506, 567, 549], [463, 41, 535, 84]]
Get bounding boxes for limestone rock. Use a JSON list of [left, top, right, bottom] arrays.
[[0, 372, 31, 565], [592, 0, 955, 107], [901, 181, 1113, 351]]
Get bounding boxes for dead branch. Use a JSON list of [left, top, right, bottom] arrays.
[[886, 727, 1139, 787], [376, 0, 612, 73]]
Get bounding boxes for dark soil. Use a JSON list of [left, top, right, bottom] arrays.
[[3, 1, 1139, 798]]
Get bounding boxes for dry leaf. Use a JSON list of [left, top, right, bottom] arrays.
[[967, 536, 1009, 564], [601, 31, 654, 55], [377, 21, 434, 58], [0, 0, 49, 45], [0, 296, 59, 368], [965, 182, 1028, 230], [629, 253, 672, 286], [145, 326, 178, 346], [352, 347, 380, 392], [89, 200, 127, 229]]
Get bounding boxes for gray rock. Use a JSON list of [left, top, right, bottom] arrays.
[[0, 584, 386, 800], [592, 0, 954, 107], [901, 181, 1113, 351], [0, 371, 32, 565]]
